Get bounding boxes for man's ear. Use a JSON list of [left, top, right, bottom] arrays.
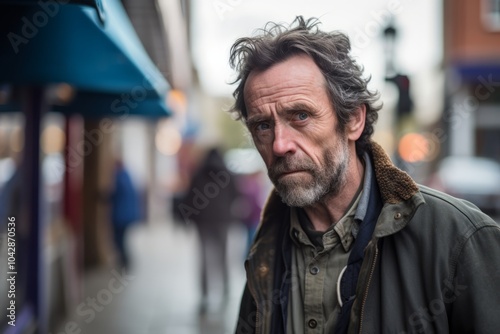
[[347, 104, 366, 141]]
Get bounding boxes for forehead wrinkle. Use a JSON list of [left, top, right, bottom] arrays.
[[276, 99, 317, 112], [244, 55, 329, 117], [245, 80, 322, 112]]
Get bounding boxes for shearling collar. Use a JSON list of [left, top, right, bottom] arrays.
[[368, 141, 419, 204]]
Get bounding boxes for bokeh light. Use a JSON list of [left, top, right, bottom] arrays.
[[42, 124, 66, 154], [155, 121, 182, 156], [54, 83, 75, 104], [167, 89, 187, 115], [398, 133, 430, 163]]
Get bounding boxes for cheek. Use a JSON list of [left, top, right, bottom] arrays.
[[255, 145, 274, 167], [298, 131, 327, 153], [303, 135, 336, 166]]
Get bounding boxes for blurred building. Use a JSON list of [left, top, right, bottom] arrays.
[[119, 0, 192, 221], [0, 1, 192, 333], [443, 0, 500, 161]]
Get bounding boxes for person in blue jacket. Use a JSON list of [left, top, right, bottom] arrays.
[[111, 160, 142, 270]]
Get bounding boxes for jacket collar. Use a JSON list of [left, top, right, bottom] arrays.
[[368, 141, 425, 237], [369, 141, 420, 204]]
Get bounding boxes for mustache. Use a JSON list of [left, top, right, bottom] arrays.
[[268, 156, 316, 179]]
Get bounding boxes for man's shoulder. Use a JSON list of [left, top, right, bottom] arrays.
[[388, 185, 500, 274], [416, 184, 499, 230]]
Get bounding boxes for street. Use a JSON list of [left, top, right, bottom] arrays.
[[61, 221, 247, 334]]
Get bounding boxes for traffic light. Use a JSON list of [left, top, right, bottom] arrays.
[[386, 74, 413, 119]]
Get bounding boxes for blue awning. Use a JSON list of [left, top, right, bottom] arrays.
[[0, 91, 171, 118], [0, 0, 172, 117]]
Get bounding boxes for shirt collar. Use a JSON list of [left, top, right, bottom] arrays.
[[354, 151, 373, 224], [289, 152, 374, 250]]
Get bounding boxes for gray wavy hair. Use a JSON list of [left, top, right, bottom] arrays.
[[229, 16, 382, 154]]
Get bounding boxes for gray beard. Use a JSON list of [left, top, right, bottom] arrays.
[[268, 141, 349, 207]]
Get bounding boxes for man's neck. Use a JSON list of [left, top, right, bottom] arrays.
[[303, 155, 365, 232]]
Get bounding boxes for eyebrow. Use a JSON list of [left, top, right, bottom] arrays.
[[245, 102, 315, 128], [245, 115, 270, 128]]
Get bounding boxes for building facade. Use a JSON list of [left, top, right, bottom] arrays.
[[444, 0, 500, 160]]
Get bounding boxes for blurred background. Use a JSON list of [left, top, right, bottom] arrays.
[[0, 0, 499, 333]]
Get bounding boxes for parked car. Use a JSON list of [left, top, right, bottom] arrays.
[[427, 156, 500, 215]]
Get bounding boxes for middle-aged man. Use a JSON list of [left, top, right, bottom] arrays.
[[228, 16, 500, 334]]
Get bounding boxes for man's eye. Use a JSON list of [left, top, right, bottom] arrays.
[[296, 112, 309, 121], [256, 122, 271, 131]]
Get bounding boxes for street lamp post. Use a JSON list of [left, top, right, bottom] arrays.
[[383, 22, 397, 78], [382, 19, 416, 173], [383, 20, 413, 123]]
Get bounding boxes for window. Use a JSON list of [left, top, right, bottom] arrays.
[[482, 0, 500, 31]]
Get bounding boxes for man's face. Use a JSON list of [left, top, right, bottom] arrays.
[[243, 54, 351, 207]]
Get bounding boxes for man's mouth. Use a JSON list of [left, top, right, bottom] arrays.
[[279, 170, 306, 177]]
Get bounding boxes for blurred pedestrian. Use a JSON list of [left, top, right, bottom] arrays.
[[235, 171, 264, 256], [181, 147, 238, 314], [110, 160, 141, 270]]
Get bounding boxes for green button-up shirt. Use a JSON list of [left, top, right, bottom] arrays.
[[286, 153, 374, 333]]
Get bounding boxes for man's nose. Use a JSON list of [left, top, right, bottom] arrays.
[[272, 123, 296, 157]]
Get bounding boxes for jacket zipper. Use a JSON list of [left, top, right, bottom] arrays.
[[359, 245, 378, 334]]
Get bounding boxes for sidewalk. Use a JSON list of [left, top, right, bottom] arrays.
[[72, 220, 247, 334]]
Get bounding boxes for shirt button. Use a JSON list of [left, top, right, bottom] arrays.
[[308, 319, 318, 328], [310, 266, 319, 275]]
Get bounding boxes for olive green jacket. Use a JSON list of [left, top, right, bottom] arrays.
[[235, 141, 500, 334]]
